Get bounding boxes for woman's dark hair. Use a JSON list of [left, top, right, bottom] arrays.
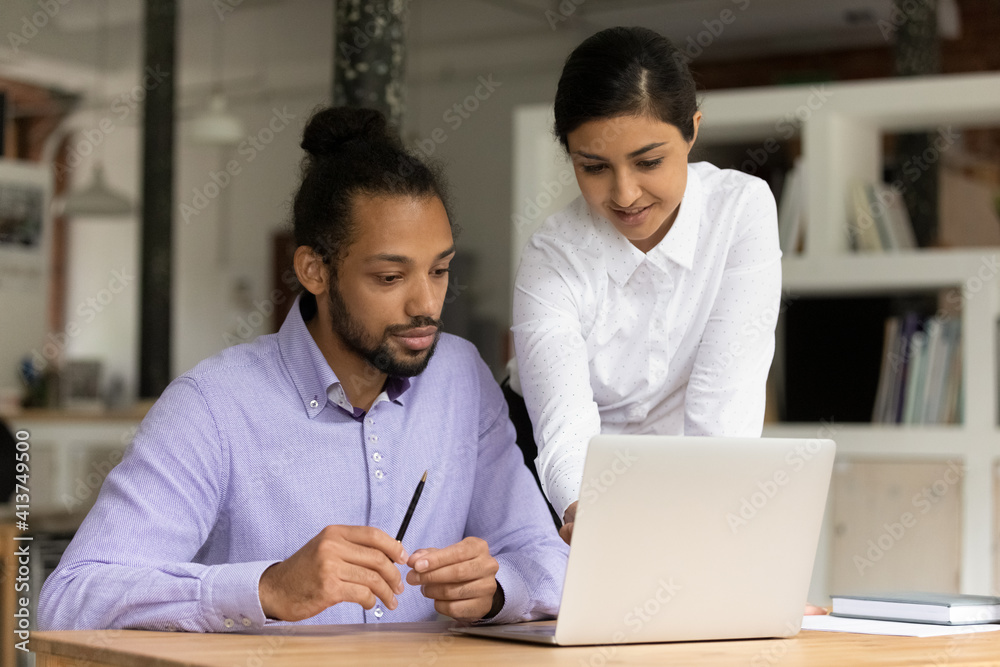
[[292, 106, 452, 280], [553, 26, 698, 149]]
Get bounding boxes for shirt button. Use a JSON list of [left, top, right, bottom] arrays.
[[224, 618, 235, 628], [375, 470, 384, 479], [242, 617, 252, 627], [309, 399, 319, 408], [373, 452, 382, 462], [370, 435, 378, 442], [374, 608, 384, 619], [367, 418, 375, 426]]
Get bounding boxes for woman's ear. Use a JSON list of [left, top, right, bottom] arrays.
[[293, 245, 328, 296], [687, 111, 703, 153]]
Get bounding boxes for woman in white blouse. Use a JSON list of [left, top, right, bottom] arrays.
[[510, 26, 783, 544]]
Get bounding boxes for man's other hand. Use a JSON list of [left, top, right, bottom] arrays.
[[406, 536, 500, 621]]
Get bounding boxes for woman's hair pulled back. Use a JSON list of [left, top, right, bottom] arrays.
[[553, 26, 698, 149]]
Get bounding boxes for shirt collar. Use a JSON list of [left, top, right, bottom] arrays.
[[649, 164, 701, 273], [278, 294, 411, 419], [588, 163, 702, 285]]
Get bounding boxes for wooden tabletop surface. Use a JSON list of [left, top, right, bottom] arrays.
[[29, 620, 1000, 667]]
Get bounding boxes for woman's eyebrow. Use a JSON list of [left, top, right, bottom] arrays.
[[626, 142, 667, 159], [572, 141, 668, 161]]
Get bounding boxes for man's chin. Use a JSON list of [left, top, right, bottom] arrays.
[[371, 340, 438, 377]]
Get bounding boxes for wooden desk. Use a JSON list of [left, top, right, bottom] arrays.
[[29, 620, 1000, 667]]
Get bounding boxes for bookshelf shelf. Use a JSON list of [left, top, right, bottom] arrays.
[[783, 248, 1000, 294], [700, 73, 1000, 601]]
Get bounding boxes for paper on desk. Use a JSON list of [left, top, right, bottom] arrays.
[[802, 614, 1000, 637]]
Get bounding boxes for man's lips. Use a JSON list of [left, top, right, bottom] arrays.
[[393, 327, 438, 351]]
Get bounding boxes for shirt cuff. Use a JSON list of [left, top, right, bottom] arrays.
[[201, 560, 280, 632], [545, 466, 584, 524], [478, 555, 542, 625]]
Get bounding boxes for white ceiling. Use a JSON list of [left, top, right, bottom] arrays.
[[0, 0, 963, 109]]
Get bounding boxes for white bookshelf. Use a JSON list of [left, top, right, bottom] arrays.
[[699, 73, 1000, 598], [512, 72, 1000, 602]]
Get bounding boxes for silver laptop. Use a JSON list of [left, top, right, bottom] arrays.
[[455, 434, 835, 646]]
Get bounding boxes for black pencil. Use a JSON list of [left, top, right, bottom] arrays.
[[395, 471, 427, 542]]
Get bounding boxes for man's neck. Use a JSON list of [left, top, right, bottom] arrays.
[[305, 316, 387, 412]]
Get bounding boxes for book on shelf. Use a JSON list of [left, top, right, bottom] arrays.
[[849, 181, 918, 252], [850, 181, 883, 252], [871, 316, 900, 423], [831, 592, 1000, 625], [777, 160, 805, 255], [871, 313, 961, 425], [902, 329, 928, 423]]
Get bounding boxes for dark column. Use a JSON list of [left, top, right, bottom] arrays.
[[332, 0, 407, 128], [139, 0, 177, 397], [892, 0, 940, 248]]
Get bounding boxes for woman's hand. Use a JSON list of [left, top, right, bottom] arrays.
[[559, 501, 579, 544]]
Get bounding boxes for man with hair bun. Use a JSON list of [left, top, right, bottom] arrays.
[[38, 106, 568, 632]]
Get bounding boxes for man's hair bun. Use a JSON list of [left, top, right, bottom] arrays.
[[300, 107, 393, 158]]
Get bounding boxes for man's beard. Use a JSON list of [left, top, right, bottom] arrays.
[[327, 283, 442, 377]]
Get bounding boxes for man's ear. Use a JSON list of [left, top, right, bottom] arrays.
[[293, 246, 328, 296]]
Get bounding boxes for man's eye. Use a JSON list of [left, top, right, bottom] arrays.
[[379, 275, 400, 284], [433, 268, 451, 277]]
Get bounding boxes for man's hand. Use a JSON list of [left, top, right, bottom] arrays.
[[559, 501, 578, 545], [258, 525, 407, 622], [406, 537, 500, 621]]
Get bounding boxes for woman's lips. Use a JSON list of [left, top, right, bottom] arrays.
[[394, 327, 438, 351], [610, 204, 652, 227]]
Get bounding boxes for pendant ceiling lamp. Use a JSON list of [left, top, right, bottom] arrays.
[[189, 18, 244, 145], [63, 0, 132, 218]]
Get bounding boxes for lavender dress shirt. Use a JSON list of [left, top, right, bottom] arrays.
[[38, 297, 568, 632]]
